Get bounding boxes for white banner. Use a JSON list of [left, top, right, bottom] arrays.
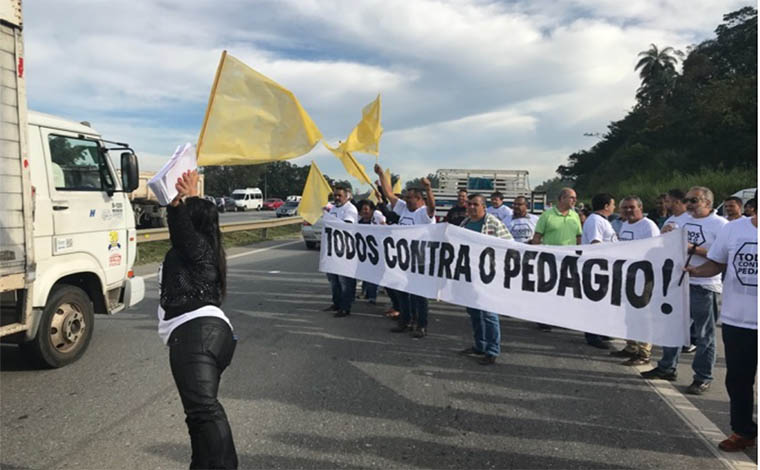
[[319, 218, 690, 347]]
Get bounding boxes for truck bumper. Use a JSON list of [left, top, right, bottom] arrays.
[[124, 276, 145, 308]]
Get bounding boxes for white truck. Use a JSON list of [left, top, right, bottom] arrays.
[[0, 2, 145, 367], [431, 168, 547, 221]]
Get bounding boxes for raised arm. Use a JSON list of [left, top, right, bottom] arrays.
[[422, 177, 435, 218], [374, 163, 398, 208], [167, 170, 210, 263]]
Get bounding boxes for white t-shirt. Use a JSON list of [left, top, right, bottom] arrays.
[[582, 213, 618, 245], [663, 212, 689, 231], [508, 214, 539, 243], [487, 204, 513, 226], [707, 217, 757, 329], [619, 217, 660, 241], [156, 264, 233, 345], [682, 212, 729, 291], [394, 199, 433, 225], [327, 201, 358, 223]]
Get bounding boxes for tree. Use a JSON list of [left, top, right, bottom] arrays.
[[634, 44, 684, 107], [406, 173, 438, 190]]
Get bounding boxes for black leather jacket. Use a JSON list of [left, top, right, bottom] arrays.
[[160, 201, 222, 319]]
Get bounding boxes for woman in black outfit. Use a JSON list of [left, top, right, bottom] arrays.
[[159, 170, 237, 469]]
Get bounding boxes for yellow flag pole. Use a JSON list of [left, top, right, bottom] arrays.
[[197, 50, 227, 160]]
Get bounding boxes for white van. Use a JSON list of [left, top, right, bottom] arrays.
[[231, 188, 263, 211]]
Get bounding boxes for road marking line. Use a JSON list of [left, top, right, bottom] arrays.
[[635, 364, 757, 470], [140, 239, 303, 280]]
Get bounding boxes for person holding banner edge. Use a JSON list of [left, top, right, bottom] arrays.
[[458, 194, 513, 365], [641, 186, 728, 394], [683, 204, 757, 451], [375, 163, 434, 338], [323, 184, 359, 317]]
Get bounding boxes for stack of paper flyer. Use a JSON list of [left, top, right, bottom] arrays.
[[148, 143, 197, 206]]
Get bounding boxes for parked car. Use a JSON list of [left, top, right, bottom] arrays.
[[301, 215, 324, 249], [276, 200, 300, 217], [263, 198, 285, 210], [203, 195, 216, 204], [216, 196, 236, 213]]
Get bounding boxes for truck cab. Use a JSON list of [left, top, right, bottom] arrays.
[[1, 112, 145, 367], [231, 187, 263, 211]]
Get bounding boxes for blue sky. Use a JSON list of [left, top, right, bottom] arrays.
[[23, 0, 747, 191]]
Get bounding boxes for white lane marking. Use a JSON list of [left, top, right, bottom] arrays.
[[268, 270, 281, 274], [635, 364, 757, 470], [140, 240, 303, 280]]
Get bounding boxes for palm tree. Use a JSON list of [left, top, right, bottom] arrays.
[[634, 44, 684, 106]]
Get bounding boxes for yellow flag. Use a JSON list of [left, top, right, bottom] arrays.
[[197, 51, 323, 166], [339, 94, 383, 156], [324, 144, 374, 187], [297, 161, 332, 225], [392, 177, 402, 195]]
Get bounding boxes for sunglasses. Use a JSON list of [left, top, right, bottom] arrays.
[[682, 197, 700, 204]]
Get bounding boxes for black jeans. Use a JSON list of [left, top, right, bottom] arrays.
[[722, 324, 757, 439], [169, 316, 238, 469]]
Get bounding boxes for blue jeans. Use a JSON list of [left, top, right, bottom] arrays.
[[398, 293, 429, 328], [362, 281, 378, 301], [326, 273, 356, 312], [466, 308, 501, 356], [657, 285, 719, 382]]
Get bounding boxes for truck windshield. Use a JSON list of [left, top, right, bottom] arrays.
[[49, 135, 115, 192]]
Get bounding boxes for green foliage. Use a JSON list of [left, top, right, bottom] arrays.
[[595, 167, 756, 209], [558, 7, 757, 201], [406, 173, 439, 190], [535, 176, 575, 201]]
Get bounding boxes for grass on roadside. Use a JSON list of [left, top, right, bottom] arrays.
[[136, 224, 302, 265]]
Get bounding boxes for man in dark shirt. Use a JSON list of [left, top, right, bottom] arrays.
[[444, 188, 468, 225]]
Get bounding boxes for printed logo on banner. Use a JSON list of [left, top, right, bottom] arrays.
[[684, 223, 706, 246], [399, 217, 415, 225], [732, 242, 757, 287]]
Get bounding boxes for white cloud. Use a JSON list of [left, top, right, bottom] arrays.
[[21, 0, 747, 192]]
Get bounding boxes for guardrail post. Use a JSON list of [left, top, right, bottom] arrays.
[[262, 227, 268, 239]]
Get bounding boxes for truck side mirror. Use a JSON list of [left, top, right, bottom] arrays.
[[121, 152, 139, 192]]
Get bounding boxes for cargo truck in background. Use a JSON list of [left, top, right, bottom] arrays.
[[0, 1, 145, 367], [129, 171, 204, 228], [431, 169, 547, 221]]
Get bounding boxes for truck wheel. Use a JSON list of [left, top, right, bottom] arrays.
[[28, 286, 94, 368], [240, 206, 246, 212]]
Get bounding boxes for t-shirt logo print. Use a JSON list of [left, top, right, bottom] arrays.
[[619, 231, 634, 241], [511, 223, 533, 240], [732, 242, 757, 287], [684, 223, 706, 246]]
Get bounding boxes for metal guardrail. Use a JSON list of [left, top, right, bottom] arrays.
[[136, 216, 303, 243]]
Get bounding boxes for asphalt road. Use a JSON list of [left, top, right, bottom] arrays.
[[1, 237, 757, 469], [218, 209, 279, 224]]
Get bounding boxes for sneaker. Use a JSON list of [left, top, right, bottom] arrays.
[[686, 380, 711, 395], [478, 354, 497, 365], [390, 324, 408, 333], [640, 368, 677, 381], [323, 304, 339, 312], [412, 328, 426, 338], [610, 349, 637, 358], [718, 433, 756, 452], [458, 347, 485, 356], [587, 339, 611, 350], [333, 310, 350, 318], [622, 356, 650, 366], [682, 344, 697, 354]]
